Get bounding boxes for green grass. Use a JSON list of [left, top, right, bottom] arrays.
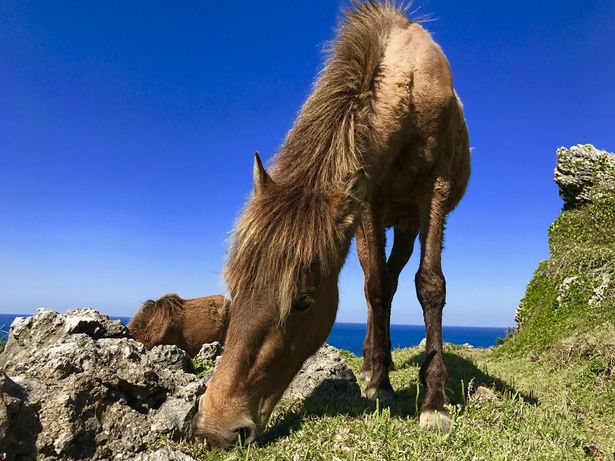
[[154, 346, 615, 460]]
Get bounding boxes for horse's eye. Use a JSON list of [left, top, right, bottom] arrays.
[[292, 295, 313, 313]]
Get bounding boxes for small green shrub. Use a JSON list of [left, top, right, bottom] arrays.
[[190, 358, 216, 378]]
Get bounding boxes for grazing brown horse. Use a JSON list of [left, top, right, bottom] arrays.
[[193, 1, 470, 447], [128, 293, 230, 357]]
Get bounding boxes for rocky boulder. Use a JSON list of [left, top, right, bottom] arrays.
[[0, 308, 205, 461], [194, 341, 222, 363], [0, 310, 360, 459], [197, 341, 360, 401], [554, 144, 615, 209], [195, 341, 360, 401], [284, 344, 360, 400]]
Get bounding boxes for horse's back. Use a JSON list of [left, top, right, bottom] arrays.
[[372, 20, 457, 161], [182, 295, 230, 354], [374, 20, 469, 222], [184, 295, 229, 319]]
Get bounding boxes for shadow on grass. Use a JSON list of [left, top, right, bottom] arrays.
[[394, 350, 538, 410], [261, 350, 538, 446]]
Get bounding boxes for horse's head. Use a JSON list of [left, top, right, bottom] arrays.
[[128, 294, 183, 350], [192, 155, 366, 448]]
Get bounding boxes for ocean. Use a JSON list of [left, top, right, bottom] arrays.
[[0, 313, 508, 355]]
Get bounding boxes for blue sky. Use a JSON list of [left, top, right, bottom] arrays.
[[1, 1, 614, 326]]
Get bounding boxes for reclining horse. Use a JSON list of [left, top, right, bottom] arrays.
[[128, 293, 230, 357], [194, 1, 470, 447]]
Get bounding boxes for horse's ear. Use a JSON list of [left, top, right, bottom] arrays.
[[337, 169, 367, 227], [253, 152, 272, 194]]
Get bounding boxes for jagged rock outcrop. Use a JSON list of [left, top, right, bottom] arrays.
[[511, 145, 614, 348], [194, 341, 222, 363], [0, 310, 360, 459], [554, 144, 615, 209], [0, 308, 206, 461]]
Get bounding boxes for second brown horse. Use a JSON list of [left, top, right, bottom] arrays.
[[128, 293, 230, 357]]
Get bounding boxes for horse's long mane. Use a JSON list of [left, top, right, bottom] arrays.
[[271, 1, 404, 190], [128, 293, 184, 334], [225, 1, 408, 320]]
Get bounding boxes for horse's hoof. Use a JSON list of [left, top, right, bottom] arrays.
[[360, 370, 372, 381], [419, 410, 452, 433], [365, 386, 394, 402]]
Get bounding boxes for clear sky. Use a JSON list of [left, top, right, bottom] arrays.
[[1, 1, 614, 327]]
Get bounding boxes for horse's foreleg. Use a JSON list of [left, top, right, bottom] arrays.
[[387, 227, 418, 298], [416, 177, 451, 432], [360, 287, 375, 381], [384, 227, 418, 366], [356, 209, 394, 399], [359, 227, 416, 381]]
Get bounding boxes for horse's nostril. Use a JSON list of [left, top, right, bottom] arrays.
[[235, 425, 255, 445]]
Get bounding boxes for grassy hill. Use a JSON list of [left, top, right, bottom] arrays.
[[505, 145, 615, 355]]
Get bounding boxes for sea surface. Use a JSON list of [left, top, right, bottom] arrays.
[[0, 313, 508, 356]]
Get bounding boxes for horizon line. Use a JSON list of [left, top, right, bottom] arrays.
[[0, 311, 512, 330]]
